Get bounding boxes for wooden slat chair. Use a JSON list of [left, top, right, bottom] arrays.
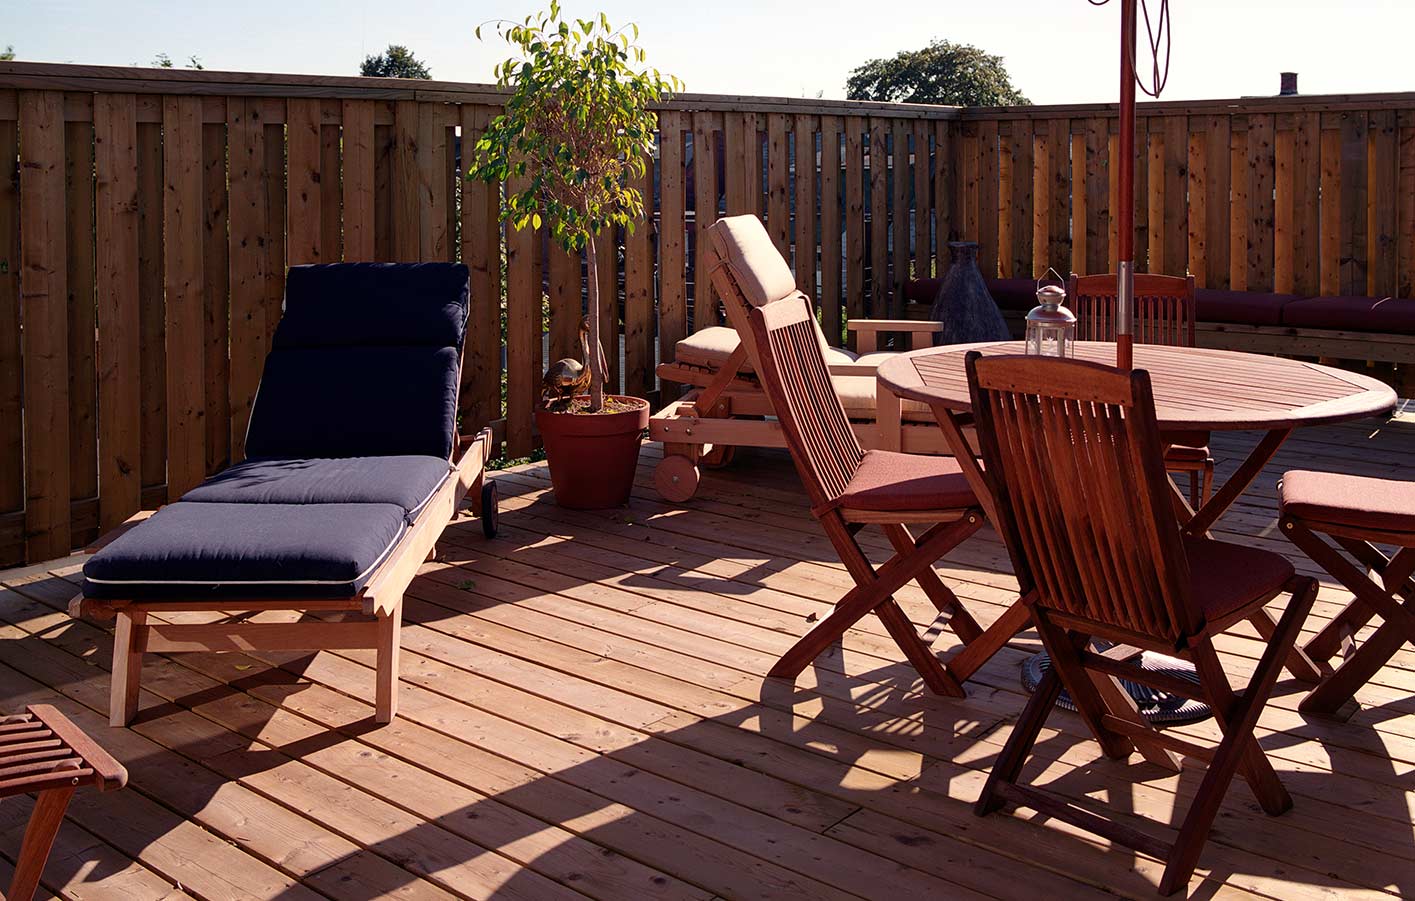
[[1, 705, 127, 901], [739, 289, 1028, 696], [1067, 273, 1214, 507], [70, 263, 498, 727], [1278, 470, 1415, 716], [965, 353, 1319, 897]]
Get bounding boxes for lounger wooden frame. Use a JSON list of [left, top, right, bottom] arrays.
[[1, 704, 127, 901], [68, 428, 495, 728], [966, 354, 1320, 896], [1281, 511, 1415, 716]]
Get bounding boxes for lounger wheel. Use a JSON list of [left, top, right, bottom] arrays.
[[655, 455, 701, 503], [699, 444, 737, 469], [481, 480, 500, 539]]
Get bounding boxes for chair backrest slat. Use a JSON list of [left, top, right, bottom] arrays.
[[967, 354, 1198, 644], [1067, 273, 1196, 347], [746, 295, 865, 509]]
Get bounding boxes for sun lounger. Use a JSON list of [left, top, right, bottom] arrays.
[[650, 214, 954, 502], [70, 262, 498, 727]]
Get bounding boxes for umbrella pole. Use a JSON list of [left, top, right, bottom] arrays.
[[1116, 0, 1137, 370]]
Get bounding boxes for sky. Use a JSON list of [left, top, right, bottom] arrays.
[[4, 0, 1414, 105]]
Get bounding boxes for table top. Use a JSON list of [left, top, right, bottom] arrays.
[[876, 341, 1399, 431]]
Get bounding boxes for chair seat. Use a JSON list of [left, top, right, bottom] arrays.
[[1184, 536, 1295, 629], [182, 455, 450, 519], [837, 450, 977, 513], [1279, 470, 1415, 535], [82, 501, 408, 601], [1163, 443, 1212, 463]]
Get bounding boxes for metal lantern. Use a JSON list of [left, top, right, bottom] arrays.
[[1025, 282, 1076, 358]]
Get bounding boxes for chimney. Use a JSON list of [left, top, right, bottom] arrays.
[[1280, 72, 1298, 96]]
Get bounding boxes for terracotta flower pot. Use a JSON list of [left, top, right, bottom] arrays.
[[535, 396, 650, 509]]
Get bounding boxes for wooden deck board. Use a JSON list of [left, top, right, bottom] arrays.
[[2, 414, 1413, 900]]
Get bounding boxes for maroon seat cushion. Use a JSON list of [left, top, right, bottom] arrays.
[[1281, 295, 1415, 332], [1164, 444, 1211, 463], [1184, 536, 1295, 628], [1279, 470, 1415, 535], [837, 450, 977, 513], [1195, 289, 1301, 327], [903, 277, 1034, 312]]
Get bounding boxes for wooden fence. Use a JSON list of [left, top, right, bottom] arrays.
[[1, 61, 1413, 566]]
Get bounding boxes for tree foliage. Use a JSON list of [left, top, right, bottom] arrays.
[[846, 40, 1028, 107], [0, 46, 14, 62], [360, 44, 431, 79], [468, 3, 678, 410], [153, 52, 204, 69]]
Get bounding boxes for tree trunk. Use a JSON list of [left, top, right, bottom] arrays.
[[585, 238, 606, 411]]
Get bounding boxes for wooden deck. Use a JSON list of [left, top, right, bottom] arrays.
[[2, 413, 1413, 901]]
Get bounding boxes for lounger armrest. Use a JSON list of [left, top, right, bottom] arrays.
[[846, 319, 943, 353], [83, 510, 157, 555], [827, 363, 883, 376], [453, 427, 494, 502]]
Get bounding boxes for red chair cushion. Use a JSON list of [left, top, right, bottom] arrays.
[[1164, 444, 1211, 463], [1184, 536, 1296, 627], [1281, 295, 1415, 332], [1195, 289, 1301, 327], [1279, 470, 1415, 535], [837, 450, 977, 513]]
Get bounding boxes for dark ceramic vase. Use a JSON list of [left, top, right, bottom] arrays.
[[929, 242, 1011, 345]]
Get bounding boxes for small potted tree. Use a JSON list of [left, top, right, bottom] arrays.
[[470, 4, 678, 509]]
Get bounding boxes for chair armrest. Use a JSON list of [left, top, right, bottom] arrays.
[[847, 319, 945, 333]]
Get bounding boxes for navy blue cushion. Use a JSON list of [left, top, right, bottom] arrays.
[[245, 262, 470, 460], [82, 502, 407, 601], [182, 456, 450, 517]]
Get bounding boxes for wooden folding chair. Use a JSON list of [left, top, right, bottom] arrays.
[[1278, 470, 1415, 716], [1, 705, 126, 901], [966, 353, 1318, 896], [1068, 273, 1213, 507], [740, 292, 1029, 696]]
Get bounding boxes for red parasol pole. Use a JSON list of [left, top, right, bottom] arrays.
[[1116, 0, 1137, 370]]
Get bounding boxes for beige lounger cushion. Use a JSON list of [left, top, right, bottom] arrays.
[[675, 325, 858, 371], [708, 215, 797, 307], [832, 375, 937, 423]]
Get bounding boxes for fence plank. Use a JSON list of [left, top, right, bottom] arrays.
[[286, 97, 322, 264], [458, 104, 502, 432], [596, 229, 618, 393], [1400, 115, 1415, 298], [658, 112, 687, 377], [93, 92, 142, 531], [19, 89, 71, 560], [1187, 119, 1208, 286], [65, 115, 98, 521], [623, 149, 654, 399], [977, 119, 1000, 279], [868, 119, 887, 316], [547, 243, 578, 367], [374, 121, 394, 261], [890, 119, 909, 308], [393, 99, 420, 261], [1228, 121, 1249, 290], [163, 95, 206, 500], [136, 118, 165, 489], [767, 114, 789, 259], [202, 119, 229, 476], [844, 118, 865, 333], [820, 116, 842, 343], [1008, 119, 1033, 279], [1338, 111, 1368, 296], [1368, 109, 1398, 297], [794, 114, 816, 300], [1245, 113, 1275, 291], [321, 118, 342, 263], [1273, 117, 1295, 294], [1070, 126, 1086, 274], [0, 118, 19, 532], [341, 100, 376, 261], [1292, 111, 1321, 297], [933, 119, 952, 265], [421, 104, 450, 261], [1204, 115, 1231, 289], [227, 97, 268, 462], [262, 117, 286, 344], [1084, 118, 1107, 274], [693, 111, 719, 330], [1044, 119, 1069, 278], [504, 173, 537, 458], [1163, 115, 1188, 278]]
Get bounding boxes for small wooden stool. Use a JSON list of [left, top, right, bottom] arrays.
[[1278, 470, 1415, 716], [1, 705, 127, 901]]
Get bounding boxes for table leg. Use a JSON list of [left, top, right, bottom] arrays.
[[1183, 428, 1291, 538]]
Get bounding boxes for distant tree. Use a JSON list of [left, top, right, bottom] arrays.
[[152, 52, 204, 69], [360, 44, 431, 79], [0, 46, 14, 61], [846, 40, 1028, 107]]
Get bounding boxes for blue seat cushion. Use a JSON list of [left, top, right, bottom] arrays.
[[182, 456, 450, 518], [82, 502, 408, 601]]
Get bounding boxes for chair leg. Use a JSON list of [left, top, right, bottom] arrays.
[[882, 521, 984, 643], [1032, 614, 1133, 760], [1247, 607, 1323, 684], [1188, 470, 1200, 510], [110, 610, 145, 727], [7, 785, 76, 901], [375, 600, 403, 724], [1159, 577, 1316, 896], [1300, 611, 1412, 716], [1189, 641, 1290, 816], [975, 652, 1059, 817]]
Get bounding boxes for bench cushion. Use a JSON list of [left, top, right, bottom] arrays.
[[82, 502, 408, 600], [831, 375, 937, 423], [182, 456, 450, 518], [1281, 295, 1415, 332], [1279, 470, 1415, 535], [674, 325, 858, 372], [1195, 289, 1300, 327]]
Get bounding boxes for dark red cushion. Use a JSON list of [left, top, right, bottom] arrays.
[[1281, 295, 1415, 332], [1195, 289, 1301, 327], [905, 278, 942, 305], [837, 450, 977, 513], [1184, 536, 1295, 627], [1279, 470, 1415, 534]]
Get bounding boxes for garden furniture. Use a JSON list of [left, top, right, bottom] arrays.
[[70, 262, 498, 726], [1278, 470, 1415, 716], [1, 705, 126, 901], [735, 274, 1028, 696], [964, 352, 1319, 896]]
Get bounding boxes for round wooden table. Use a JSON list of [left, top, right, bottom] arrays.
[[877, 341, 1398, 722]]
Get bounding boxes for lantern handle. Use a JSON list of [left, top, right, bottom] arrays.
[[1036, 267, 1066, 291]]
